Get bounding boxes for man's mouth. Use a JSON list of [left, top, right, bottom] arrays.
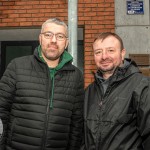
[[101, 61, 111, 65], [49, 45, 58, 50]]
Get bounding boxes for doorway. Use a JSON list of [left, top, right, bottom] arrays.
[[0, 41, 39, 78]]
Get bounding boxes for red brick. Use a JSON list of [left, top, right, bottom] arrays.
[[14, 5, 32, 9], [0, 14, 7, 18], [26, 18, 39, 22], [32, 13, 44, 17], [32, 22, 43, 26], [15, 18, 27, 22], [85, 65, 96, 70], [84, 73, 94, 78], [27, 9, 39, 13], [33, 5, 46, 9], [20, 22, 32, 26], [40, 9, 52, 13], [26, 1, 40, 5], [2, 18, 14, 22], [7, 22, 20, 26], [20, 14, 32, 18], [85, 56, 94, 61], [2, 2, 15, 6], [14, 10, 27, 14], [9, 14, 19, 18], [84, 3, 98, 7], [39, 1, 52, 5], [15, 2, 27, 5], [45, 5, 59, 8], [0, 22, 7, 26], [79, 7, 91, 12]]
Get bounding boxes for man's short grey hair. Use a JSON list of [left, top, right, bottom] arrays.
[[41, 18, 68, 35]]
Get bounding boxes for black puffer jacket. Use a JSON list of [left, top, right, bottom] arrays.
[[0, 48, 84, 150], [83, 59, 150, 150]]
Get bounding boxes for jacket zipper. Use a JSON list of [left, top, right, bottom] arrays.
[[96, 99, 103, 150], [95, 84, 104, 149], [101, 81, 126, 150], [95, 82, 115, 149], [96, 81, 122, 150], [42, 66, 51, 150]]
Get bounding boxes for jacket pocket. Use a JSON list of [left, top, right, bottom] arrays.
[[117, 114, 134, 124]]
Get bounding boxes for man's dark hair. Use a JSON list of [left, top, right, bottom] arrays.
[[93, 32, 124, 50]]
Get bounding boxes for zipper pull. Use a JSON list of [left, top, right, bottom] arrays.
[[99, 101, 103, 107]]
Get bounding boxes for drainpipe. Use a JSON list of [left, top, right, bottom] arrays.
[[68, 0, 78, 67]]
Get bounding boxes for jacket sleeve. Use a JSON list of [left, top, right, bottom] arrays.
[[0, 60, 16, 149], [136, 77, 150, 150], [67, 70, 84, 150]]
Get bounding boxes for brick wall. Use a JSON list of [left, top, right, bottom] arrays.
[[0, 0, 115, 87]]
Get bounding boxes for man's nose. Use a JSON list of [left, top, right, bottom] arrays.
[[102, 51, 108, 59], [51, 35, 57, 42]]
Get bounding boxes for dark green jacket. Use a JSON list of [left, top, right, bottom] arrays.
[[83, 59, 150, 150], [0, 47, 84, 150]]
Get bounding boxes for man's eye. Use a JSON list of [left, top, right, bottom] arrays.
[[95, 51, 102, 55], [57, 34, 64, 39], [108, 49, 114, 53], [45, 33, 52, 37]]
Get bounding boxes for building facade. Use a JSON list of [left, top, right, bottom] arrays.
[[0, 0, 115, 87]]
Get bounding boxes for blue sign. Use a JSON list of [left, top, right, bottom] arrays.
[[127, 0, 144, 15]]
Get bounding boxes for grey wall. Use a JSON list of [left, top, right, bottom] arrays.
[[115, 0, 150, 57], [0, 28, 40, 41]]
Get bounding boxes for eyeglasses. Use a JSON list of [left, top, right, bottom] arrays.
[[41, 31, 68, 41]]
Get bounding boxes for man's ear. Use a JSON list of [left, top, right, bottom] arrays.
[[121, 48, 126, 60], [39, 34, 42, 45], [65, 39, 69, 49]]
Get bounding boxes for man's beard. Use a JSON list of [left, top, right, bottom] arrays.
[[45, 43, 60, 61], [99, 65, 116, 75]]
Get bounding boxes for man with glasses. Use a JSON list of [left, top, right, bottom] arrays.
[[0, 18, 84, 150]]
